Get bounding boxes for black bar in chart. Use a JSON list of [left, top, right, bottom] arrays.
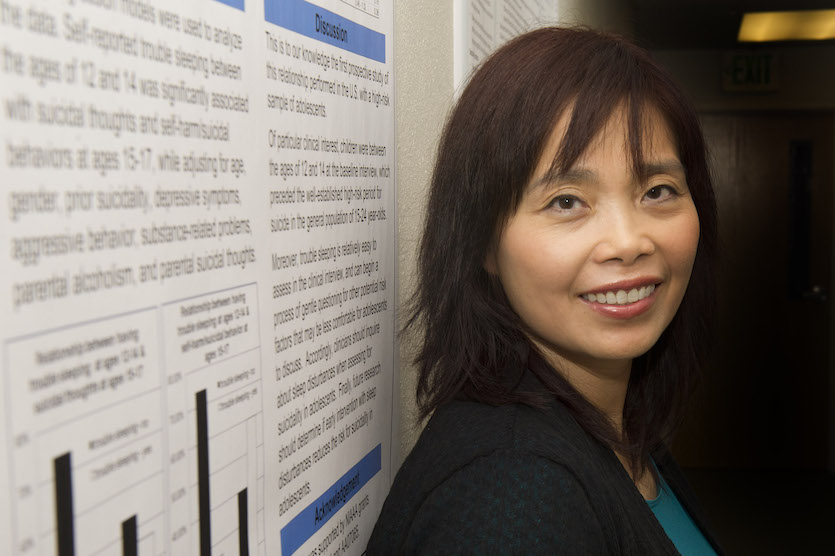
[[239, 488, 249, 556], [122, 515, 138, 556], [197, 389, 211, 556], [54, 452, 75, 556]]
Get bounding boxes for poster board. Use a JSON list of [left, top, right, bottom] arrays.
[[0, 0, 395, 554], [453, 0, 558, 90]]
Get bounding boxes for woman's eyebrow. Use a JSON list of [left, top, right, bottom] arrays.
[[643, 160, 686, 177], [531, 167, 597, 190], [530, 159, 686, 191]]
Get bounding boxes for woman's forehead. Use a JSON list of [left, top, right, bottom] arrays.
[[535, 102, 679, 181]]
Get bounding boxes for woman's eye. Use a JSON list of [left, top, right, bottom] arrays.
[[549, 195, 582, 211], [644, 185, 677, 201]]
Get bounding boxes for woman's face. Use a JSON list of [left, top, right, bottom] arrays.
[[486, 106, 700, 373]]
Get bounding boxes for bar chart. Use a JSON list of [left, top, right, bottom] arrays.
[[5, 308, 166, 556], [162, 283, 266, 556], [4, 283, 265, 555], [192, 390, 260, 556]]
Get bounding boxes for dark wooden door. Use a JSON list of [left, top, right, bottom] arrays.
[[674, 111, 833, 470]]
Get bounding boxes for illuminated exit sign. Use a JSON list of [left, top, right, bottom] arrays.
[[722, 51, 778, 91]]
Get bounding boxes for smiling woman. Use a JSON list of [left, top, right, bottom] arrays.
[[368, 27, 721, 555], [488, 107, 700, 372]]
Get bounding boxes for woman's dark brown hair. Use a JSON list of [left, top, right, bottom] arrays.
[[406, 27, 717, 474]]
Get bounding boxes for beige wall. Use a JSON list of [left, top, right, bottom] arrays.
[[392, 1, 454, 466], [391, 1, 634, 467]]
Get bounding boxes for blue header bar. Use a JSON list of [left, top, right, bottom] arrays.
[[280, 444, 381, 555], [215, 0, 245, 10], [264, 0, 386, 63]]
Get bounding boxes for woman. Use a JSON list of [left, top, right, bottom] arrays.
[[368, 27, 721, 554]]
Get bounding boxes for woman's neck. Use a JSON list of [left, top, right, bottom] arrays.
[[533, 339, 632, 431]]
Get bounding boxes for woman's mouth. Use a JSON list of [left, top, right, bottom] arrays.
[[579, 281, 661, 319], [581, 284, 655, 305]]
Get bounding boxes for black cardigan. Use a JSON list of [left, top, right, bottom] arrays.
[[367, 373, 723, 555]]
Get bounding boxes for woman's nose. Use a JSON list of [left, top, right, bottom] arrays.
[[592, 208, 656, 265]]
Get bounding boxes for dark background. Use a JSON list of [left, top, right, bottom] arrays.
[[626, 1, 834, 553]]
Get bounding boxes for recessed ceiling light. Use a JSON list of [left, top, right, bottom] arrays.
[[738, 9, 835, 42]]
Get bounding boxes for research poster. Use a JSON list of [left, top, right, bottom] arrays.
[[0, 0, 395, 554], [453, 0, 557, 89]]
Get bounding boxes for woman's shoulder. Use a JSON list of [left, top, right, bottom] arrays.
[[417, 397, 595, 466], [397, 397, 608, 500], [367, 400, 611, 554]]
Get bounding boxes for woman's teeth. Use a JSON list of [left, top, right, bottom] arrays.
[[582, 284, 655, 305]]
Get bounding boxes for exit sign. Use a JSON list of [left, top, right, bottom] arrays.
[[722, 51, 778, 92]]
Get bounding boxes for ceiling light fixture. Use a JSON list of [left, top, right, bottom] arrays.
[[738, 9, 835, 42]]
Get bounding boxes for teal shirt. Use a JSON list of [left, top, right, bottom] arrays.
[[647, 471, 718, 555]]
